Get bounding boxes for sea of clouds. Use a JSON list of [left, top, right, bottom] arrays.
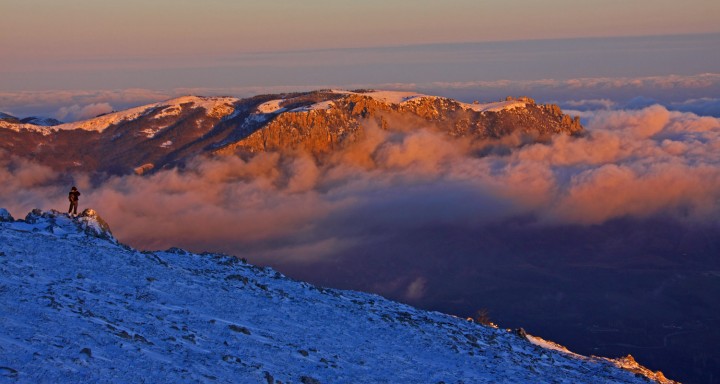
[[2, 101, 719, 266]]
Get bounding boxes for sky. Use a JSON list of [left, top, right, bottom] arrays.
[[2, 0, 720, 115], [4, 0, 719, 57]]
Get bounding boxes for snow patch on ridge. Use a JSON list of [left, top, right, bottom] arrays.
[[460, 99, 530, 113], [153, 105, 182, 119], [0, 121, 54, 135], [291, 100, 335, 112], [332, 89, 435, 105], [256, 99, 286, 114], [331, 89, 530, 113]]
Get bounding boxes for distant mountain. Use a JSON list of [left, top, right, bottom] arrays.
[[0, 90, 582, 175], [19, 116, 64, 126], [0, 113, 62, 126], [0, 208, 673, 383], [0, 112, 21, 123]]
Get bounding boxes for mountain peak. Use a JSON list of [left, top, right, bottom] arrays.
[[0, 112, 19, 120], [0, 208, 675, 383]]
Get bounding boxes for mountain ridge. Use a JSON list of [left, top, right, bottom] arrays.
[[0, 208, 674, 383], [0, 90, 582, 176]]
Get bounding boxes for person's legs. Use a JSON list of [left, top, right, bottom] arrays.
[[69, 202, 73, 214]]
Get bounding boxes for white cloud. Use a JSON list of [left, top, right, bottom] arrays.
[[55, 103, 114, 121], [2, 73, 720, 120]]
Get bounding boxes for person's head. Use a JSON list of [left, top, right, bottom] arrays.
[[71, 186, 77, 191]]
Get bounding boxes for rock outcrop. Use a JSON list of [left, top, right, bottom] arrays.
[[0, 208, 14, 222], [20, 208, 115, 242]]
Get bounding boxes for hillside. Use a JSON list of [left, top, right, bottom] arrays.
[[0, 90, 582, 175], [0, 208, 673, 383]]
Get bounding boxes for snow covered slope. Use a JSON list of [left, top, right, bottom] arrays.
[[0, 209, 674, 383], [0, 96, 237, 134]]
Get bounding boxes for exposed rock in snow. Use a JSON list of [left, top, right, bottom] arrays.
[[0, 208, 13, 222], [21, 208, 115, 242], [256, 99, 286, 114], [0, 208, 674, 383]]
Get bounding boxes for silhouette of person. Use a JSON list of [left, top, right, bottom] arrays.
[[68, 186, 81, 215]]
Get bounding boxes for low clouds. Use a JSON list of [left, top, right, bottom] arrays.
[[1, 104, 719, 268], [668, 97, 720, 117], [425, 73, 720, 120], [3, 73, 720, 121], [55, 102, 114, 121], [0, 89, 172, 122]]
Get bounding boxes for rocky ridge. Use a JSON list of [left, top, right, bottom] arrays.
[[0, 90, 582, 176]]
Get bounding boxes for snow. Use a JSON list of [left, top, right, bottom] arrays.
[[460, 99, 530, 113], [0, 120, 54, 135], [0, 208, 672, 384], [153, 105, 182, 119], [332, 89, 530, 113], [160, 140, 173, 148], [256, 99, 286, 114], [333, 89, 435, 105], [527, 335, 582, 358], [60, 104, 156, 132], [140, 127, 165, 138], [290, 100, 335, 112]]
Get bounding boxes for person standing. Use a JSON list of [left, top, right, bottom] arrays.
[[68, 186, 81, 216]]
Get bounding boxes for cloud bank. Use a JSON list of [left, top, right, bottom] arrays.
[[2, 73, 720, 121], [2, 104, 719, 266]]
